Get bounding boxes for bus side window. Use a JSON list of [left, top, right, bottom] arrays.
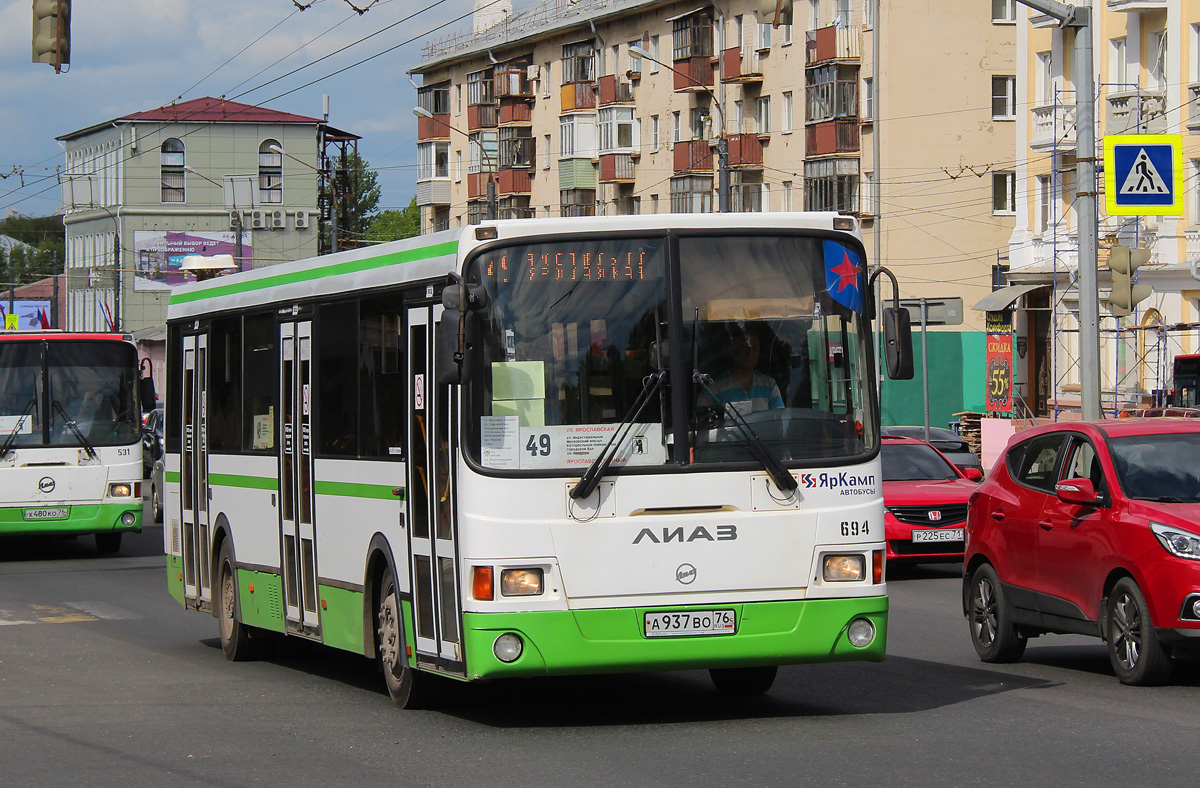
[[316, 301, 359, 456], [242, 313, 278, 451], [360, 296, 405, 459]]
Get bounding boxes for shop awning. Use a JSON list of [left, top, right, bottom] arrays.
[[971, 284, 1047, 312]]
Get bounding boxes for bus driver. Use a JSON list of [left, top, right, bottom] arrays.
[[698, 324, 784, 416]]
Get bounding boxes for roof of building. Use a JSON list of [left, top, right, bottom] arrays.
[[57, 97, 352, 142]]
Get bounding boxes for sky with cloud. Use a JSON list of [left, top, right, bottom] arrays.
[[1, 0, 494, 218]]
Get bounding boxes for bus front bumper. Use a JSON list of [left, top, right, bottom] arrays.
[[461, 596, 888, 680], [0, 503, 142, 537]]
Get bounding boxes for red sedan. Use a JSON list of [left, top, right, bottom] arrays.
[[881, 435, 983, 564], [963, 419, 1200, 685]]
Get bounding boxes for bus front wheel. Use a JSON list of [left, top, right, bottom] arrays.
[[709, 666, 778, 695], [376, 567, 435, 709]]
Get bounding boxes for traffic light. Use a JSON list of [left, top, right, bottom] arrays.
[[758, 0, 793, 26], [32, 0, 70, 73], [1106, 246, 1152, 317]]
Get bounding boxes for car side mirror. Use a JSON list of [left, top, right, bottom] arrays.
[[1055, 477, 1100, 506], [962, 467, 984, 482]]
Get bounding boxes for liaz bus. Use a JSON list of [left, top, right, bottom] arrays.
[[162, 213, 913, 707], [0, 330, 154, 553]]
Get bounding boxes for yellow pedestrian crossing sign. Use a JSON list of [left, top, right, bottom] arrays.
[[1104, 134, 1183, 216]]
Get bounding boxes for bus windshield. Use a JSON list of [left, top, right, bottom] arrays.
[[0, 340, 141, 450], [463, 232, 876, 473]]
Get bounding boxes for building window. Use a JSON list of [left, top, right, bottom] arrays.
[[468, 131, 498, 173], [455, 150, 463, 182], [1110, 37, 1128, 86], [599, 107, 637, 152], [1148, 30, 1167, 91], [804, 158, 859, 212], [992, 171, 1016, 213], [835, 0, 851, 25], [690, 107, 711, 140], [562, 41, 595, 84], [160, 138, 185, 203], [673, 12, 713, 61], [783, 181, 794, 211], [757, 19, 771, 50], [417, 81, 450, 115], [673, 111, 682, 142], [561, 189, 596, 217], [499, 127, 535, 168], [806, 64, 859, 122], [1036, 175, 1052, 234], [992, 76, 1016, 119], [257, 140, 283, 204], [418, 142, 449, 181], [735, 100, 745, 133], [559, 114, 596, 158], [756, 96, 771, 134], [651, 115, 660, 150], [628, 41, 642, 74], [781, 23, 793, 44], [467, 68, 495, 105], [671, 175, 713, 213], [1036, 51, 1053, 104], [810, 0, 820, 30], [542, 62, 552, 97], [467, 201, 486, 225], [650, 35, 660, 72], [782, 91, 794, 131], [861, 171, 878, 216], [991, 0, 1016, 23], [543, 134, 552, 169], [862, 77, 874, 120]]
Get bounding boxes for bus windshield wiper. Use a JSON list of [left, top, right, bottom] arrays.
[[570, 370, 666, 500], [0, 397, 38, 459], [693, 372, 798, 494], [51, 399, 98, 460]]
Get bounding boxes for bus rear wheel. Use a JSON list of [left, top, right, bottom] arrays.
[[709, 665, 778, 695], [95, 533, 122, 554], [376, 567, 434, 709], [217, 542, 263, 661]]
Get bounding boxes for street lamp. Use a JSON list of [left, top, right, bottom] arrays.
[[628, 44, 731, 212], [413, 105, 498, 221]]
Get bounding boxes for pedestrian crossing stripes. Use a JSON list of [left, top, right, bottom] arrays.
[[0, 601, 140, 625]]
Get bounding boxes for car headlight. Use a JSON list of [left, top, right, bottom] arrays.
[[1150, 522, 1200, 560]]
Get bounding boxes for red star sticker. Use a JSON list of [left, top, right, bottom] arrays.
[[831, 251, 860, 293]]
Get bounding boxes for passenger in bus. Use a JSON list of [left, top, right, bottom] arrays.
[[698, 324, 784, 416]]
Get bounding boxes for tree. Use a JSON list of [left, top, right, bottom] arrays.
[[365, 198, 420, 243], [322, 150, 381, 252], [0, 214, 64, 291]]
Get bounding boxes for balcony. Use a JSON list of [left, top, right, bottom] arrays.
[[1030, 103, 1077, 152], [674, 139, 713, 172], [805, 120, 860, 156], [499, 97, 532, 125], [805, 25, 861, 66], [415, 179, 450, 207], [467, 172, 497, 200], [598, 75, 634, 105], [1106, 89, 1167, 135], [599, 153, 636, 182], [498, 169, 532, 195], [417, 113, 450, 140], [467, 103, 498, 131], [495, 65, 534, 99], [725, 134, 763, 167], [673, 56, 715, 92], [561, 82, 596, 111], [1106, 0, 1166, 10], [721, 47, 762, 84]]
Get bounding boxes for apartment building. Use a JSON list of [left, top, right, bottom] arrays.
[[1009, 0, 1200, 416], [58, 98, 351, 333], [413, 0, 1015, 425]]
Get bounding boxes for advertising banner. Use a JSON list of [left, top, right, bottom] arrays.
[[0, 300, 51, 330], [985, 310, 1013, 414], [132, 231, 251, 292]]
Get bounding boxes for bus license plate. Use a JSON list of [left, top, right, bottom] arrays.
[[912, 528, 964, 543], [24, 508, 69, 520], [644, 609, 736, 638]]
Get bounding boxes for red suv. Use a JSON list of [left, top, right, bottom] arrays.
[[963, 419, 1200, 685], [882, 436, 982, 564]]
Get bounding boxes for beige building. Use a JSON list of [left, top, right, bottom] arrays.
[[412, 0, 1015, 425], [1009, 0, 1200, 416]]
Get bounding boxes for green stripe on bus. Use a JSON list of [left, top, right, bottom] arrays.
[[209, 473, 277, 490], [166, 470, 180, 483], [313, 480, 403, 500], [168, 240, 459, 305]]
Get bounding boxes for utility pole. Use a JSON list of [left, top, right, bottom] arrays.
[[1015, 0, 1099, 420]]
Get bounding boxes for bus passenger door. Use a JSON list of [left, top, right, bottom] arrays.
[[406, 304, 464, 673], [279, 320, 320, 635], [181, 333, 212, 607]]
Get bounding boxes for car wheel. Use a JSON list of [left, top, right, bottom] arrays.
[[151, 481, 163, 524], [217, 542, 264, 662], [709, 666, 778, 695], [377, 567, 436, 708], [967, 563, 1027, 662], [1105, 577, 1172, 686]]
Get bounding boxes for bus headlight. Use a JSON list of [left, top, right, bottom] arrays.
[[493, 633, 524, 662], [847, 618, 875, 647], [109, 483, 133, 498], [501, 568, 543, 596], [823, 554, 865, 582]]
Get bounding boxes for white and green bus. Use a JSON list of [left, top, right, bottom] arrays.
[[163, 213, 912, 706], [0, 330, 153, 553]]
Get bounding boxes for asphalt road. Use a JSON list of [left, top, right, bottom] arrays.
[[1, 502, 1198, 788]]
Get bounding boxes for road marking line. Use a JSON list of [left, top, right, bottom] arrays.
[[64, 601, 140, 620]]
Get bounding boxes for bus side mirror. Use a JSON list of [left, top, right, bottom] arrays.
[[883, 307, 914, 380], [436, 311, 480, 386], [139, 377, 157, 411]]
